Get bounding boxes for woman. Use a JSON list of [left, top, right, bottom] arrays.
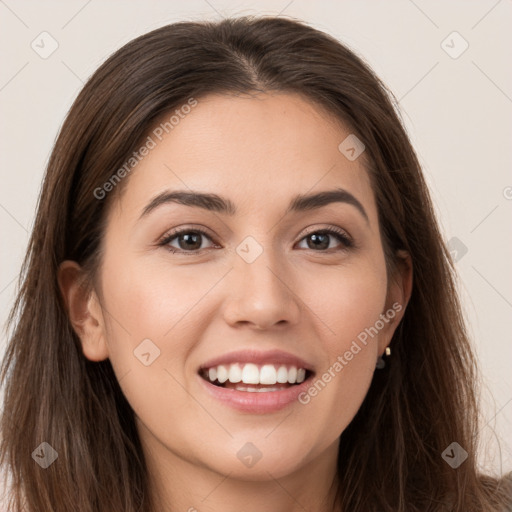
[[1, 15, 511, 512]]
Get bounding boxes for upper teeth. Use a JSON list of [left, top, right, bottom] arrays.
[[205, 363, 307, 385]]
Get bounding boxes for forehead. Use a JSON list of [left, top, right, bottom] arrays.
[[112, 92, 377, 224]]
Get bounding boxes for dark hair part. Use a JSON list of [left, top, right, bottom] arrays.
[[1, 15, 511, 512]]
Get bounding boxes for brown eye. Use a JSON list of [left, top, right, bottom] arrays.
[[159, 229, 215, 254], [297, 228, 353, 252]]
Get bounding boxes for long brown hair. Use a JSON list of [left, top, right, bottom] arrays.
[[1, 15, 510, 512]]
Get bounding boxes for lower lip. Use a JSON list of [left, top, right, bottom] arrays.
[[198, 374, 314, 413]]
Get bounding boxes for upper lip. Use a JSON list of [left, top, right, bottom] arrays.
[[198, 349, 315, 373]]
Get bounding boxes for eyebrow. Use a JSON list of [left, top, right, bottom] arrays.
[[139, 187, 369, 223]]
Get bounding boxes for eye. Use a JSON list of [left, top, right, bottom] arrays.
[[296, 227, 354, 252], [159, 227, 216, 255]]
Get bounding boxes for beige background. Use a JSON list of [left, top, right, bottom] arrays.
[[1, 0, 511, 487]]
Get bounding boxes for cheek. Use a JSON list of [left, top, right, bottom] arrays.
[[96, 256, 210, 449], [99, 249, 229, 349], [299, 256, 387, 347], [294, 259, 387, 426], [97, 251, 227, 415]]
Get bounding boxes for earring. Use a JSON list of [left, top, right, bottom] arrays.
[[376, 346, 391, 369]]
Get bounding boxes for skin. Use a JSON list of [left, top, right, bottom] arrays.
[[59, 92, 412, 512]]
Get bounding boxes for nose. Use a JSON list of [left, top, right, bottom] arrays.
[[222, 245, 302, 330]]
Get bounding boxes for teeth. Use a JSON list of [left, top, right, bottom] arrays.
[[228, 363, 242, 383], [259, 364, 277, 385], [202, 363, 308, 385], [241, 363, 259, 384], [276, 366, 288, 383], [217, 365, 228, 384]]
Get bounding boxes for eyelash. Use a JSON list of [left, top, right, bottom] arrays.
[[158, 225, 354, 256]]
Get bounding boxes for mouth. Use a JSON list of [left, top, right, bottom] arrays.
[[196, 349, 316, 412], [199, 363, 314, 392]]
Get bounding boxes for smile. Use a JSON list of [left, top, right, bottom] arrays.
[[200, 363, 309, 391], [197, 349, 316, 413]]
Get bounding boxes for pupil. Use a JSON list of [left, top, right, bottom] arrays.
[[181, 233, 201, 250], [309, 233, 328, 250]]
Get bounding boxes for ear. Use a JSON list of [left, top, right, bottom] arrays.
[[377, 249, 413, 356], [57, 260, 109, 362]]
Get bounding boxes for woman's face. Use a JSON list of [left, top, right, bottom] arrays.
[[66, 92, 409, 483]]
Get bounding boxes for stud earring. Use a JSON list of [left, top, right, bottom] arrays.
[[376, 346, 392, 369]]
